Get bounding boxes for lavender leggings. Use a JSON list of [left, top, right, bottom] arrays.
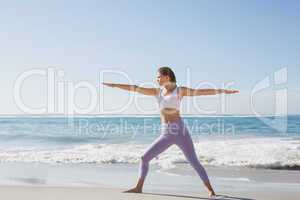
[[138, 117, 210, 183]]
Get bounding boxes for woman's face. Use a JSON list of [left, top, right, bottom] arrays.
[[156, 71, 169, 86]]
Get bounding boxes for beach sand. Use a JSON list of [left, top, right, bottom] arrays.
[[0, 162, 299, 200], [0, 184, 299, 200]]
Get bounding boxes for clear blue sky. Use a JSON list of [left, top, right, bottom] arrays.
[[1, 0, 299, 115]]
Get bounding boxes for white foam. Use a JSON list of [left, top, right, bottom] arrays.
[[0, 137, 299, 170]]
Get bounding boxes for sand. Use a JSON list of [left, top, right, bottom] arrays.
[[0, 184, 299, 200], [0, 162, 299, 200]]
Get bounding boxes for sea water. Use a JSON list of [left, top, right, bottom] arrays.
[[0, 115, 299, 170]]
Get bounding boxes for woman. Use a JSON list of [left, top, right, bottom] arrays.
[[102, 66, 239, 198]]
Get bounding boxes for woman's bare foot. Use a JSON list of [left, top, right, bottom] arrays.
[[208, 190, 217, 199], [123, 187, 142, 193], [123, 178, 145, 193]]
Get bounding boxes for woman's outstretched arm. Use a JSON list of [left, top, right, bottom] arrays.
[[180, 86, 239, 96], [102, 82, 159, 96]]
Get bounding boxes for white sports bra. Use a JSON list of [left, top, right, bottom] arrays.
[[156, 85, 182, 110]]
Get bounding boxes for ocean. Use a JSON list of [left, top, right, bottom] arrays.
[[0, 115, 299, 171]]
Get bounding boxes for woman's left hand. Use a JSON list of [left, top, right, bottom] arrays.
[[224, 89, 239, 94]]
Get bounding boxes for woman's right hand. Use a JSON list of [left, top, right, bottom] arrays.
[[102, 82, 116, 87]]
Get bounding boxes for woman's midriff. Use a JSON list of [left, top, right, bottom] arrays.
[[160, 108, 181, 123]]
